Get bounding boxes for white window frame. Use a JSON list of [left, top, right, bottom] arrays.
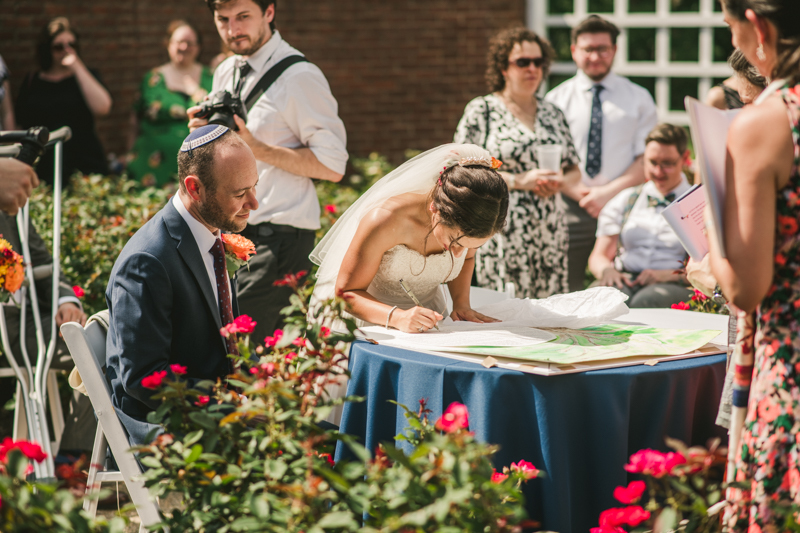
[[527, 0, 731, 124]]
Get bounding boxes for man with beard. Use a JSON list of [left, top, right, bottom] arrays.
[[189, 0, 348, 341], [105, 125, 259, 445], [546, 15, 657, 292]]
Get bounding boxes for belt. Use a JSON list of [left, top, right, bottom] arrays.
[[240, 222, 315, 240]]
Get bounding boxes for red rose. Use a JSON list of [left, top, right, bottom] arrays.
[[142, 370, 168, 389], [72, 285, 85, 298], [491, 469, 508, 483], [324, 204, 337, 214], [285, 352, 297, 362], [671, 301, 690, 310], [613, 480, 646, 504], [170, 364, 187, 375], [624, 449, 686, 478], [264, 329, 284, 347], [320, 326, 331, 338], [232, 315, 257, 334], [319, 452, 335, 467], [273, 270, 308, 287], [0, 437, 47, 464], [510, 460, 540, 479], [195, 395, 210, 407], [435, 402, 469, 433]]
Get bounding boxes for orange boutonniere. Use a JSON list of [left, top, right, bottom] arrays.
[[491, 156, 503, 169], [221, 233, 257, 278], [0, 237, 24, 301]]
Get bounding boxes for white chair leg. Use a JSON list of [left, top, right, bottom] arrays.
[[83, 425, 107, 517], [13, 380, 27, 441], [47, 370, 64, 455]]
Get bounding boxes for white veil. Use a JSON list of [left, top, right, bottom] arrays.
[[310, 143, 494, 303]]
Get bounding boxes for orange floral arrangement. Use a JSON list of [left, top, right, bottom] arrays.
[[221, 233, 257, 278], [0, 237, 24, 302]]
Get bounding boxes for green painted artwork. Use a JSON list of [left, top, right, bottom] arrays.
[[435, 324, 721, 364]]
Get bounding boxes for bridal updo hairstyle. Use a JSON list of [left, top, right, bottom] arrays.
[[431, 163, 509, 241], [722, 0, 800, 85]]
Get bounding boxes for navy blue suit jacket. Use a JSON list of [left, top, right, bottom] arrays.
[[105, 201, 238, 446]]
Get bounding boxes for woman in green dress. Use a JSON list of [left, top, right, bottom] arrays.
[[127, 20, 213, 187]]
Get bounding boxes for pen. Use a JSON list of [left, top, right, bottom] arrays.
[[399, 278, 440, 331]]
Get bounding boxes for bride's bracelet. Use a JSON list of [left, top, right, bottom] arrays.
[[385, 305, 398, 330]]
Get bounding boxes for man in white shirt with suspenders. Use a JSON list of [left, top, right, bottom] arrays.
[[190, 0, 348, 341]]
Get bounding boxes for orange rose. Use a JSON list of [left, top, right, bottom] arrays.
[[4, 254, 24, 293], [221, 233, 256, 261]]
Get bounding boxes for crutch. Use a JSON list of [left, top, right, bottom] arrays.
[[0, 126, 71, 479]]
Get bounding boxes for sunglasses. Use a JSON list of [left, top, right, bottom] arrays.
[[511, 57, 545, 69], [52, 42, 76, 51]]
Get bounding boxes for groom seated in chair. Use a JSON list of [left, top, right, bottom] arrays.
[[105, 125, 259, 446]]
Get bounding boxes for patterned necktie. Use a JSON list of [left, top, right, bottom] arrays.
[[233, 59, 252, 97], [210, 239, 238, 358], [585, 84, 605, 178], [646, 193, 676, 208]]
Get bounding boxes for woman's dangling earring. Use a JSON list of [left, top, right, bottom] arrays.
[[757, 44, 766, 61]]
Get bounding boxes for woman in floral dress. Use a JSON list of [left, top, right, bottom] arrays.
[[127, 20, 212, 187], [454, 27, 581, 299], [710, 0, 800, 529]]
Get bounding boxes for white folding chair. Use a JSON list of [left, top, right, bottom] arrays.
[[61, 313, 161, 532]]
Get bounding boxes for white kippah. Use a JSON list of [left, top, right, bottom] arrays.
[[180, 124, 229, 152]]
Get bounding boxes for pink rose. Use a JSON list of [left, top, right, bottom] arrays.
[[324, 204, 337, 214], [671, 301, 691, 310], [591, 528, 625, 533], [613, 480, 646, 504], [435, 402, 469, 433], [232, 315, 256, 335], [292, 337, 307, 347], [170, 364, 187, 375], [273, 270, 308, 287], [195, 395, 210, 407], [692, 289, 707, 301], [142, 370, 168, 389], [624, 449, 686, 478], [264, 329, 284, 348], [285, 352, 297, 362], [510, 460, 540, 479], [72, 285, 85, 298], [320, 326, 331, 338], [491, 469, 508, 483], [620, 505, 651, 527]]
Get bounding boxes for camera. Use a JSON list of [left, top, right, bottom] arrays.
[[0, 127, 49, 167], [194, 91, 247, 131]]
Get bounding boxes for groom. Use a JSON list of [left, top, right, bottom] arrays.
[[105, 125, 259, 445]]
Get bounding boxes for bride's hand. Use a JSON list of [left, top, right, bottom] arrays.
[[394, 307, 443, 333], [450, 307, 499, 323]]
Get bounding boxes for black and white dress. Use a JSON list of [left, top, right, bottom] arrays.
[[454, 94, 580, 298]]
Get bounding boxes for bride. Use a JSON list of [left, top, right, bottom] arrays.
[[311, 143, 509, 333]]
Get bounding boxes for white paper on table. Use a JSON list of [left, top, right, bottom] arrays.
[[462, 286, 630, 329], [359, 324, 556, 349], [685, 97, 739, 259]]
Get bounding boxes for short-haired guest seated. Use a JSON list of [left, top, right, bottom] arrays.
[[587, 123, 693, 308]]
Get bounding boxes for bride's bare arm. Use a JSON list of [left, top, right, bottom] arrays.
[[335, 209, 443, 333], [446, 249, 498, 323]]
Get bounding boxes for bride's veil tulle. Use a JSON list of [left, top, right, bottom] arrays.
[[310, 143, 493, 303]]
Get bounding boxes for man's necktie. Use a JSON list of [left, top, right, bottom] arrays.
[[585, 84, 604, 179], [210, 238, 238, 359], [647, 193, 676, 208], [233, 59, 252, 97]]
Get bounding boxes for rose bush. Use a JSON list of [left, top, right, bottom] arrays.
[[134, 273, 543, 532]]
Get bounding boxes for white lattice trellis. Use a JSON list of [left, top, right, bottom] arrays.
[[527, 0, 732, 124]]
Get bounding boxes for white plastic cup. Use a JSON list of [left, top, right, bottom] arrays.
[[535, 144, 563, 172]]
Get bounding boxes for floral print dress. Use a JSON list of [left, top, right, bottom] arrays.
[[128, 67, 213, 187], [454, 94, 579, 298], [725, 83, 800, 531]]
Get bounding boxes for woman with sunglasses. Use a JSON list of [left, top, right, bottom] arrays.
[[126, 20, 213, 188], [15, 17, 111, 186], [454, 27, 581, 299]]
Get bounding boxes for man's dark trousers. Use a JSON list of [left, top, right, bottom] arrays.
[[237, 222, 316, 342]]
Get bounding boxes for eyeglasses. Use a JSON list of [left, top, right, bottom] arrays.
[[52, 41, 76, 51], [511, 57, 546, 69], [577, 45, 613, 56], [647, 159, 680, 170]]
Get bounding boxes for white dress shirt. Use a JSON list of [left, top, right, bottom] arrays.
[[545, 71, 658, 187], [596, 176, 691, 272], [213, 32, 348, 230], [173, 195, 231, 307]]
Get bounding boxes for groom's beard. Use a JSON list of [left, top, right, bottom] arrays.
[[198, 193, 247, 233]]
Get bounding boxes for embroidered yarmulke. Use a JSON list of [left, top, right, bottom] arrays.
[[180, 124, 229, 152]]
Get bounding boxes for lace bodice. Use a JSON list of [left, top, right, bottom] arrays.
[[362, 245, 466, 322]]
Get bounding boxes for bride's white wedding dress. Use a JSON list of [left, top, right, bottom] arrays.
[[356, 244, 467, 326]]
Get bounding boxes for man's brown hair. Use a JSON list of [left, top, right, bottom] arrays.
[[571, 15, 620, 45], [206, 0, 276, 32], [645, 123, 688, 155]]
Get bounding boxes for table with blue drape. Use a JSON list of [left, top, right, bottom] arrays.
[[335, 341, 727, 533]]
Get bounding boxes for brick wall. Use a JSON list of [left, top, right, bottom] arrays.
[[1, 0, 525, 167]]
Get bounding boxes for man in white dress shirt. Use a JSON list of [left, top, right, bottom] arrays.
[[546, 15, 658, 292], [190, 0, 348, 341], [587, 124, 692, 308]]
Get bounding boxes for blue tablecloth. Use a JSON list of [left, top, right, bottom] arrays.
[[335, 341, 727, 533]]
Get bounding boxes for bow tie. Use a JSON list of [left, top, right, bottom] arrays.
[[647, 193, 675, 208]]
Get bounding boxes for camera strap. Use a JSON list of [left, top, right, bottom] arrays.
[[244, 55, 309, 112]]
